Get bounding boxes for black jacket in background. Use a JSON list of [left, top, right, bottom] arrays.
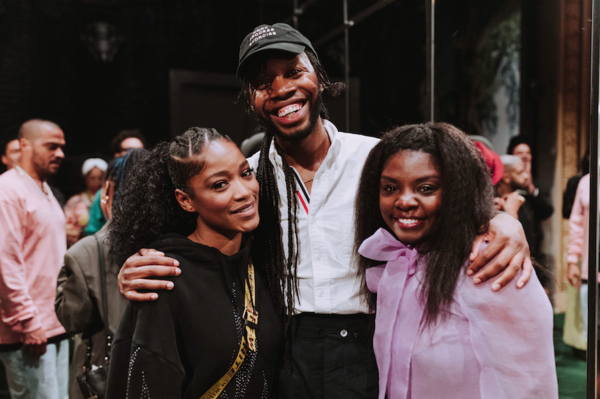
[[106, 234, 283, 398]]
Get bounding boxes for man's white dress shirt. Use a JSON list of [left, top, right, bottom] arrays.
[[248, 120, 379, 314]]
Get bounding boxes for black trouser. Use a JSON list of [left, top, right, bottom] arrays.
[[278, 313, 379, 399]]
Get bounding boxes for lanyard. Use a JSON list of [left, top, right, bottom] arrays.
[[200, 261, 258, 399]]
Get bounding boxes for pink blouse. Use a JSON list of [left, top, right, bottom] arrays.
[[359, 228, 558, 399]]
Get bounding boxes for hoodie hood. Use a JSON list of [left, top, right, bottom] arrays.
[[150, 233, 252, 268]]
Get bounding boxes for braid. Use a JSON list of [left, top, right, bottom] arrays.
[[237, 48, 339, 366], [251, 132, 300, 366], [109, 126, 231, 265]]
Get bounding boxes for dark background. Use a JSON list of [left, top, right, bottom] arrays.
[[0, 0, 431, 198], [0, 0, 559, 201]]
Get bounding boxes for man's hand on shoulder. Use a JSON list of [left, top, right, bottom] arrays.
[[118, 249, 181, 301], [467, 213, 533, 291], [22, 327, 47, 358]]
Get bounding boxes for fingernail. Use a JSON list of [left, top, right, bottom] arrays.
[[466, 269, 474, 276], [167, 282, 174, 289], [173, 260, 180, 266], [473, 277, 481, 284], [151, 294, 158, 300], [175, 268, 181, 275], [517, 281, 524, 288], [492, 283, 501, 291]]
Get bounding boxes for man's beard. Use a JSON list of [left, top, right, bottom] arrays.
[[258, 93, 323, 143], [33, 155, 60, 181]]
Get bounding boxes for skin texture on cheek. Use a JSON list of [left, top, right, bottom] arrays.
[[379, 150, 442, 245], [251, 52, 322, 142], [182, 141, 260, 241]]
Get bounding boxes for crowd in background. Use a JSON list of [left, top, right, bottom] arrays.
[[0, 122, 145, 398]]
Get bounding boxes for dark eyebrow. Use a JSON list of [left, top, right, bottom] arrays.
[[205, 160, 249, 181], [380, 174, 440, 183]]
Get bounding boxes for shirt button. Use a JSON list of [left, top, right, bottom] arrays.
[[319, 292, 325, 297], [340, 329, 348, 337]]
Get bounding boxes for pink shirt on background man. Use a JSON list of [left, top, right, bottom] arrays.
[[0, 167, 66, 344], [567, 174, 599, 282]]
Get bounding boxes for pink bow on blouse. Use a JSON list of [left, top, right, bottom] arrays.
[[358, 228, 424, 399]]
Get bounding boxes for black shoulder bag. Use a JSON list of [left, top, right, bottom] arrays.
[[77, 235, 111, 399]]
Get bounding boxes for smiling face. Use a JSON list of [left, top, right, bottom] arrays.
[[379, 150, 443, 245], [250, 51, 321, 142], [176, 139, 260, 241]]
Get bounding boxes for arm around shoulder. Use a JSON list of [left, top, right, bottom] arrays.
[[458, 270, 558, 398]]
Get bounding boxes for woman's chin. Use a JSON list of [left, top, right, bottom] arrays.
[[232, 217, 260, 235]]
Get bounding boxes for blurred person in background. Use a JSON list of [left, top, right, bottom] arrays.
[[507, 137, 554, 242], [563, 149, 589, 219], [1, 138, 20, 172], [566, 171, 600, 388], [562, 150, 590, 358], [495, 155, 528, 220], [497, 154, 553, 291], [85, 129, 146, 237], [55, 149, 147, 399], [109, 129, 145, 158], [507, 136, 536, 194], [2, 134, 66, 209], [0, 119, 69, 399], [64, 158, 107, 247]]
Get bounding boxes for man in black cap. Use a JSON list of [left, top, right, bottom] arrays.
[[117, 23, 533, 399]]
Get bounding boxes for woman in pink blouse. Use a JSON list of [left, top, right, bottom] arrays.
[[353, 123, 557, 399]]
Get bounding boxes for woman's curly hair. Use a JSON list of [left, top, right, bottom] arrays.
[[353, 122, 495, 326], [109, 127, 230, 265]]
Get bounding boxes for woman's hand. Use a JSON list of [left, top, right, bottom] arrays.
[[467, 213, 533, 291], [118, 249, 181, 301], [567, 262, 582, 289]]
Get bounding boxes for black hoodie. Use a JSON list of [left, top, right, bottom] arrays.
[[106, 233, 283, 398]]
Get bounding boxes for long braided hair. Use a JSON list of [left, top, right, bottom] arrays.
[[238, 50, 344, 360], [109, 127, 232, 265]]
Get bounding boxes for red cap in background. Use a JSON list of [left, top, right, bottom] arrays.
[[473, 141, 504, 185]]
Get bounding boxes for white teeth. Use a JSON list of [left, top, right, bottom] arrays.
[[234, 204, 253, 214], [398, 218, 419, 224], [278, 103, 302, 118]]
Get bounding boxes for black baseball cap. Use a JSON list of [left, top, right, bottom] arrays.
[[236, 23, 317, 78]]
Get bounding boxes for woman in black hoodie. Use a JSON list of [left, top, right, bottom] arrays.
[[106, 127, 282, 398]]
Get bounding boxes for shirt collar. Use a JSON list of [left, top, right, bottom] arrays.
[[267, 119, 343, 169], [15, 166, 54, 199]]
